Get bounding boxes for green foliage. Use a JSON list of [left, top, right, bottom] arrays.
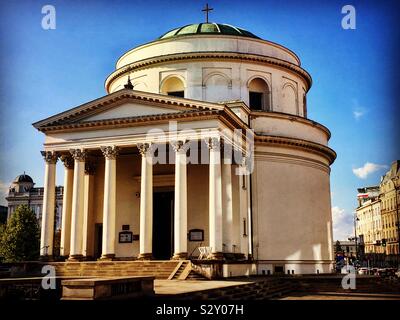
[[334, 240, 342, 253], [0, 205, 40, 262]]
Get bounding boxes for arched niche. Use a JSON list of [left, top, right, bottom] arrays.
[[280, 83, 298, 115], [160, 76, 185, 98], [203, 72, 231, 102], [248, 77, 271, 111]]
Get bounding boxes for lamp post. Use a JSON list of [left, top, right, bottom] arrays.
[[354, 213, 360, 265]]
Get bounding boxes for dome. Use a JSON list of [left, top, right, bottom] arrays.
[[159, 23, 260, 40], [13, 173, 34, 184]]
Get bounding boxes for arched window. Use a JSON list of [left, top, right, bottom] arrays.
[[248, 78, 270, 111], [160, 76, 185, 98], [303, 94, 307, 118]]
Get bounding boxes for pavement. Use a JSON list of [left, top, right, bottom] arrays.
[[154, 279, 252, 295], [280, 292, 400, 300]]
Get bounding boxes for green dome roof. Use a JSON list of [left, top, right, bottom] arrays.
[[159, 23, 260, 40]]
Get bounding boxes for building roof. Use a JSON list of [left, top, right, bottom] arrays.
[[159, 23, 260, 40], [13, 173, 33, 184]]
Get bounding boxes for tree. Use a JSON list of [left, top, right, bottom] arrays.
[[0, 205, 40, 262], [335, 240, 343, 254]]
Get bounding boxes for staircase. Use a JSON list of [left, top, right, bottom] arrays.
[[186, 270, 208, 280], [167, 278, 295, 300], [168, 261, 209, 280], [50, 261, 180, 280]]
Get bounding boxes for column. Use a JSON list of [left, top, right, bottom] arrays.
[[138, 143, 153, 259], [171, 140, 188, 259], [231, 165, 242, 254], [68, 149, 86, 261], [242, 156, 253, 260], [82, 162, 95, 259], [222, 160, 234, 253], [206, 137, 223, 259], [246, 173, 253, 260], [40, 151, 58, 259], [100, 146, 119, 260], [60, 155, 74, 258]]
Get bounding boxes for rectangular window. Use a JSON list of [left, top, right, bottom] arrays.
[[243, 218, 247, 236], [249, 92, 263, 110], [167, 91, 184, 98]]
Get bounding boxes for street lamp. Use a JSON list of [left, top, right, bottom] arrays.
[[354, 215, 360, 264]]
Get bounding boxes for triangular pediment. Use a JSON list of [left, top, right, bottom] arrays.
[[33, 89, 224, 131], [79, 102, 180, 122]]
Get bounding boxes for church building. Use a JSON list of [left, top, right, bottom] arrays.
[[33, 18, 336, 275]]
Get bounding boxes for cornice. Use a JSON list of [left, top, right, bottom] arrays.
[[250, 110, 331, 140], [105, 51, 312, 93], [37, 110, 221, 133], [32, 89, 224, 129], [255, 134, 336, 165]]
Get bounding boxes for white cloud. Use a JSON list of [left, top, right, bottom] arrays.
[[0, 180, 9, 206], [352, 162, 388, 179], [353, 110, 365, 120], [351, 99, 367, 120], [332, 206, 354, 241]]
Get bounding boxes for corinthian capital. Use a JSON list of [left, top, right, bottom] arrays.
[[41, 151, 58, 164], [60, 155, 74, 169], [137, 143, 152, 156], [205, 137, 221, 151], [69, 149, 87, 162], [170, 140, 187, 152], [100, 146, 119, 160]]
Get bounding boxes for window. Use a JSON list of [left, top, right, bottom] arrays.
[[249, 92, 263, 110], [248, 78, 270, 111], [167, 91, 184, 98], [160, 76, 185, 97], [303, 94, 307, 117]]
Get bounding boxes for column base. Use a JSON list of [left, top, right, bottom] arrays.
[[67, 254, 84, 262], [99, 254, 115, 261], [137, 253, 153, 260], [82, 255, 94, 261], [172, 252, 188, 260], [210, 252, 224, 260], [39, 255, 53, 262]]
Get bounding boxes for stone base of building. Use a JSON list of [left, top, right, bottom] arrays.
[[99, 254, 115, 261], [67, 254, 84, 262], [137, 253, 153, 260], [256, 260, 334, 275], [210, 252, 224, 260], [39, 255, 53, 262], [172, 252, 188, 260]]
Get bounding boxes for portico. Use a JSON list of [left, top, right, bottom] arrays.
[[36, 97, 253, 262], [33, 19, 337, 274]]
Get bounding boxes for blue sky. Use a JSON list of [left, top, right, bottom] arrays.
[[0, 0, 399, 240]]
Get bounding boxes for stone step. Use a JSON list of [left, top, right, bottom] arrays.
[[50, 261, 180, 280]]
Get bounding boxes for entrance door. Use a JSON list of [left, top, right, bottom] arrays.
[[152, 191, 174, 260], [94, 223, 103, 259]]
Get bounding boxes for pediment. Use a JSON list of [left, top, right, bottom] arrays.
[[79, 102, 180, 122], [33, 89, 224, 131]]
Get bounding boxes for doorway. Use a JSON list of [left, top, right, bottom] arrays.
[[152, 191, 174, 260], [94, 223, 103, 259]]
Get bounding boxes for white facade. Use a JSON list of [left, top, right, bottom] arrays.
[[33, 23, 335, 274]]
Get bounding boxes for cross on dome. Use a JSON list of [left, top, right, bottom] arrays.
[[202, 3, 213, 23]]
